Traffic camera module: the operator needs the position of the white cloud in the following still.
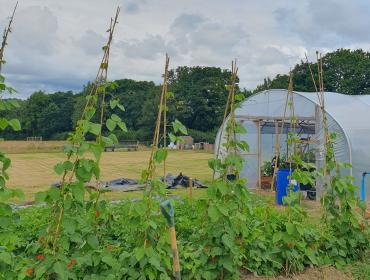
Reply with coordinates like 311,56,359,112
0,0,369,98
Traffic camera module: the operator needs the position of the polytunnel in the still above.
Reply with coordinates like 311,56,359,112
215,89,370,199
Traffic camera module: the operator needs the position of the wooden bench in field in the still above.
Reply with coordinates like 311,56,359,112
104,141,139,152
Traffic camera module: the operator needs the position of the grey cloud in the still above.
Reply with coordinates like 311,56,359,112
274,0,370,46
123,0,147,14
254,47,295,66
191,22,247,54
11,6,58,54
168,13,249,64
309,0,370,41
121,35,167,59
121,12,249,67
170,13,205,34
74,29,106,55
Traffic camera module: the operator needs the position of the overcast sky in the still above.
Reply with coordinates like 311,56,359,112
0,0,369,98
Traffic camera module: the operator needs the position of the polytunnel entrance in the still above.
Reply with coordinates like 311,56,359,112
236,116,317,191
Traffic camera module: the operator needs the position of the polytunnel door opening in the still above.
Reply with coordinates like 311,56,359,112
237,117,317,192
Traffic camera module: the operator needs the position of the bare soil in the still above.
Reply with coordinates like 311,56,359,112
241,266,353,280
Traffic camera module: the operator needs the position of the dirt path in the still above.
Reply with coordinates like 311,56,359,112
241,267,352,280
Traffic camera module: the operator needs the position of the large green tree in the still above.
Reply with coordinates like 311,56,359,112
255,49,370,95
167,66,237,132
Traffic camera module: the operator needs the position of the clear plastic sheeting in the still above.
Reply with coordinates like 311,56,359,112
215,89,370,199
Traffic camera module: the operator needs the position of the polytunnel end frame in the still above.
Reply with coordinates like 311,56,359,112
216,89,356,196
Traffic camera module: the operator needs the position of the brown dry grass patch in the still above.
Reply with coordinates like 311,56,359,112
0,140,66,154
7,149,212,200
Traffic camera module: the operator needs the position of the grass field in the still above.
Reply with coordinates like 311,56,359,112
7,149,212,201
0,140,66,154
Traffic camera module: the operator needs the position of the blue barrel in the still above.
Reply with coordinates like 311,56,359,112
276,169,298,205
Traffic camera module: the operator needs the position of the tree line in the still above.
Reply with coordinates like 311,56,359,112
1,49,369,143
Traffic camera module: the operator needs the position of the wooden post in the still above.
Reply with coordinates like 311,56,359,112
189,178,193,201
160,200,181,280
169,226,181,279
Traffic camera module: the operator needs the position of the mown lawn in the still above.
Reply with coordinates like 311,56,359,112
7,150,212,201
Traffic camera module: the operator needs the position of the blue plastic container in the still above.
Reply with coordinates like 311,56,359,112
276,169,298,205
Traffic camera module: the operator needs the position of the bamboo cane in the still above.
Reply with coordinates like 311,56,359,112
0,2,18,74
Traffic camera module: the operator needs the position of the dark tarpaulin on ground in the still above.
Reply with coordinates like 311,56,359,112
52,173,206,192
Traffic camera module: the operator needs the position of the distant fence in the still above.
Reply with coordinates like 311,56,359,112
104,140,140,152
194,142,214,152
27,136,42,142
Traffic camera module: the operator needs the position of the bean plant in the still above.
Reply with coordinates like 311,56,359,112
0,4,23,277
120,54,189,278
7,8,131,279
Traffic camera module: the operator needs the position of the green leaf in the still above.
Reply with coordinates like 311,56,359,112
62,161,74,171
208,204,219,222
222,233,234,250
168,132,177,143
221,256,234,272
87,234,99,249
153,149,167,163
1,157,11,171
110,99,118,109
54,163,64,175
102,136,114,146
53,262,67,279
72,184,85,203
134,247,145,261
237,140,249,152
172,119,187,135
0,118,8,130
272,232,282,243
85,107,96,121
0,252,12,265
166,91,174,99
8,119,21,131
285,222,295,235
0,176,6,189
90,143,103,161
106,118,116,131
89,122,101,136
63,217,76,234
49,187,60,201
102,254,117,267
108,133,119,144
117,103,125,111
235,93,245,102
149,255,161,269
117,121,127,132
111,114,121,122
